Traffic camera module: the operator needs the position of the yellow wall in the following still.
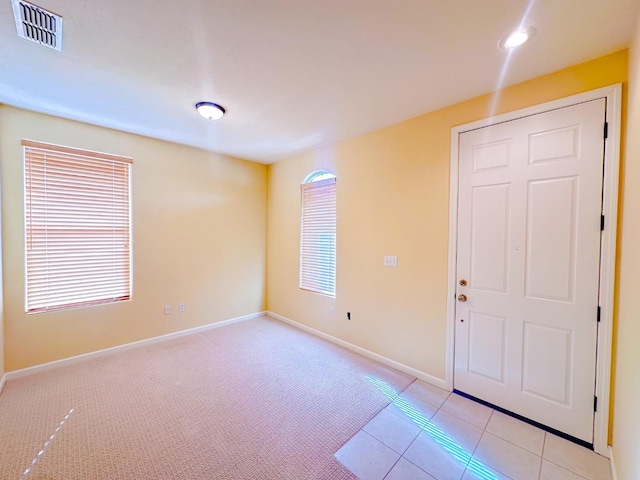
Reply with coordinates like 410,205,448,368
267,50,628,382
0,158,3,379
611,14,640,478
0,106,267,371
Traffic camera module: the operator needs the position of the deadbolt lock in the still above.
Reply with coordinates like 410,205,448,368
459,279,467,286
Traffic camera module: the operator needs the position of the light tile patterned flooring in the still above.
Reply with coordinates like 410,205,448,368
335,380,611,480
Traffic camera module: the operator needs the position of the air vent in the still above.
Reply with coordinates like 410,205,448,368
11,0,63,51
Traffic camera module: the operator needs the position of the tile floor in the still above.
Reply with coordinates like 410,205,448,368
335,380,611,480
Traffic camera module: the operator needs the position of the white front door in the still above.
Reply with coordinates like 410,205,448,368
454,98,606,443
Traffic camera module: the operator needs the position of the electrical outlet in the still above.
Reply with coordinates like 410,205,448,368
178,303,185,313
384,255,398,267
164,305,171,315
329,307,335,317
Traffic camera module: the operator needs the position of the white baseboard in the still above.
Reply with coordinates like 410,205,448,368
267,311,448,391
2,310,448,394
4,311,266,382
609,446,618,480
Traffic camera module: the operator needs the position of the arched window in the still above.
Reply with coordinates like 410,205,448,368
300,170,336,297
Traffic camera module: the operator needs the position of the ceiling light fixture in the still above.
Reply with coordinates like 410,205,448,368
499,27,536,49
195,102,225,120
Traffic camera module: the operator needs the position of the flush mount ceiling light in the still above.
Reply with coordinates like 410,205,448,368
499,27,536,49
195,102,225,120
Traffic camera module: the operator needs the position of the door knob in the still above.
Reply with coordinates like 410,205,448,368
457,294,467,302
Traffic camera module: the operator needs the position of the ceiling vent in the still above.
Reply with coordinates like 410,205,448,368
11,0,63,51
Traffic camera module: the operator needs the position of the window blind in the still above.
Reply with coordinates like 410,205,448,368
23,140,132,313
300,177,336,296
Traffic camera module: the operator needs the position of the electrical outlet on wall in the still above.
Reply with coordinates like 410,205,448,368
164,305,171,315
329,307,335,317
178,303,185,313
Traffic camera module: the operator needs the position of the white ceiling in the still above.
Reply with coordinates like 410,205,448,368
1,0,638,163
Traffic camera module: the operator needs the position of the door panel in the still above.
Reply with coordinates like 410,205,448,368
525,176,578,301
470,184,510,293
522,322,572,405
468,311,507,383
473,140,511,171
528,125,579,165
454,98,605,443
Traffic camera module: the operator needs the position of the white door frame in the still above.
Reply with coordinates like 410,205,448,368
445,84,622,456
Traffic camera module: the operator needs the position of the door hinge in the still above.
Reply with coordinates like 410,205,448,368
604,122,608,139
601,215,605,231
597,306,601,322
594,396,598,412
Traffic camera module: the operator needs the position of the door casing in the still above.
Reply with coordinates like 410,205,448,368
445,84,622,456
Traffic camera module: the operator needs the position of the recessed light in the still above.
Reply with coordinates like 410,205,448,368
195,102,225,120
499,27,536,49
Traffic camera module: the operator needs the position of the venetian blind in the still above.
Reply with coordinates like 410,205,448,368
300,177,336,296
24,140,132,313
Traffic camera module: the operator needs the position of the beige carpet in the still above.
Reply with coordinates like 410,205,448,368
0,316,414,479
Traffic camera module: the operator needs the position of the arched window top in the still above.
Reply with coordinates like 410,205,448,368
302,170,336,183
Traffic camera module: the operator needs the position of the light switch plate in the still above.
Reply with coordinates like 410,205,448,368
384,256,398,267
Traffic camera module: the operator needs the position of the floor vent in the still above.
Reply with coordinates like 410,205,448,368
11,0,63,51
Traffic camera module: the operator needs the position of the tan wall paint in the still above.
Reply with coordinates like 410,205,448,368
0,106,267,371
0,143,3,379
611,14,640,478
267,51,627,382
